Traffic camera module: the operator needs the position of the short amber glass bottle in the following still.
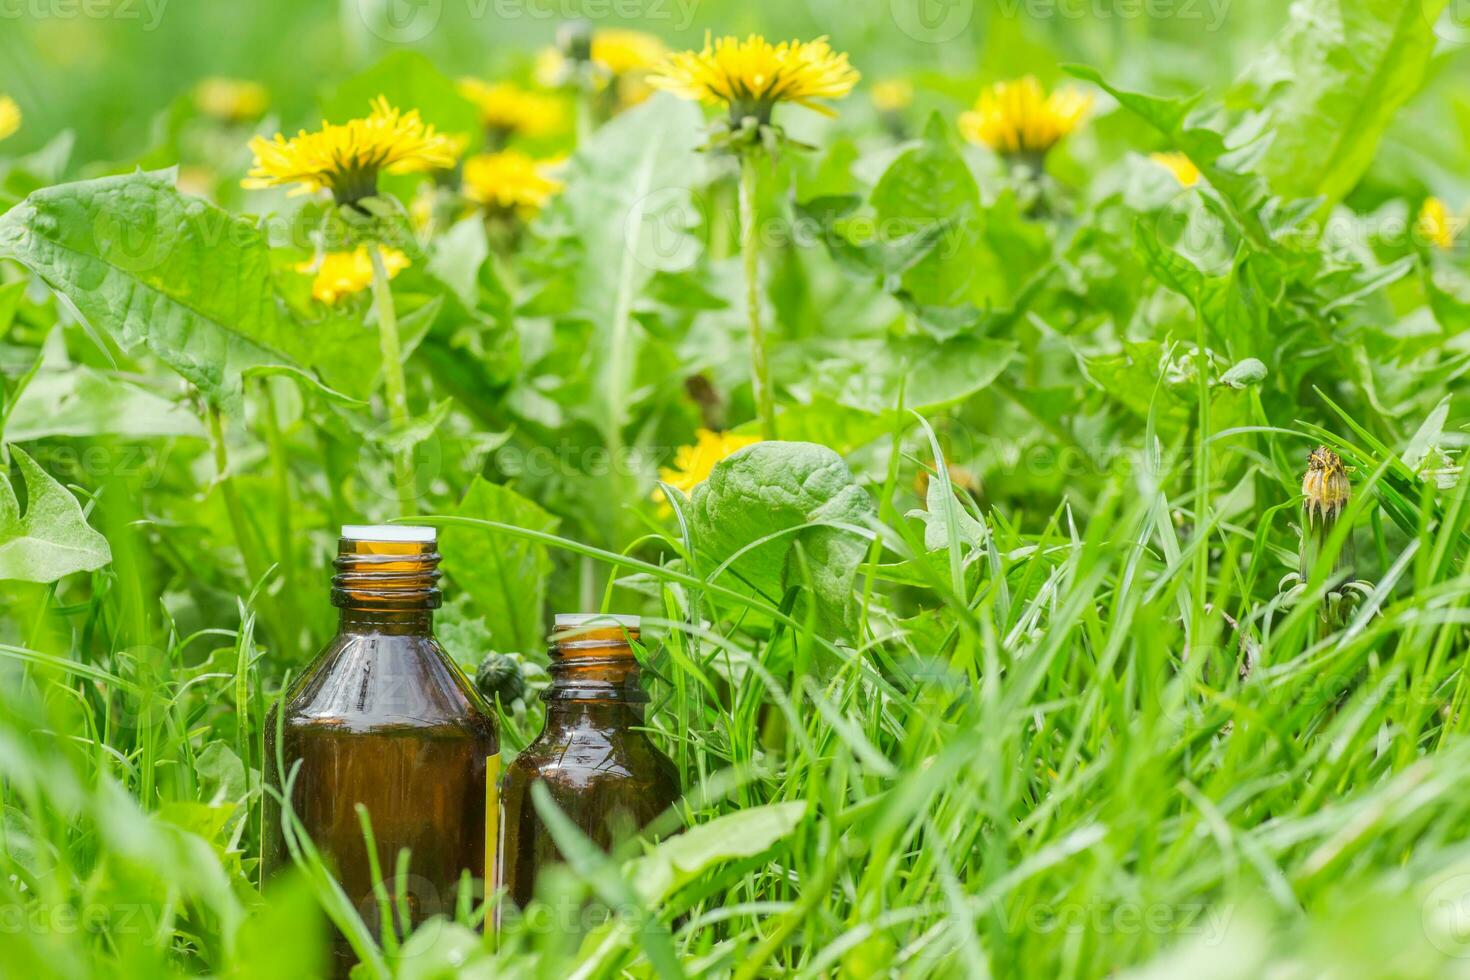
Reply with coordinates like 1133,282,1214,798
499,614,680,909
264,526,498,973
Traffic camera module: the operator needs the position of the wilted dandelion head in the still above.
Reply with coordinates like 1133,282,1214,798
959,77,1092,157
462,151,564,214
1150,151,1200,188
1302,446,1351,528
1418,197,1458,250
650,34,859,125
194,77,268,123
654,429,762,513
243,97,459,205
296,246,409,304
457,79,565,139
0,96,21,143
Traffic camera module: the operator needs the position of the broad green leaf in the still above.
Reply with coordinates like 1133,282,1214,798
868,115,989,307
805,334,1017,415
194,741,248,805
1084,341,1191,430
428,216,490,308
690,441,876,641
0,280,25,337
228,871,326,980
630,801,806,904
0,446,111,582
441,477,559,654
1240,0,1447,209
529,94,705,433
0,171,376,411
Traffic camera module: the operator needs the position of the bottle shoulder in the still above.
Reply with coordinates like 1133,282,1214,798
283,631,496,736
508,713,678,786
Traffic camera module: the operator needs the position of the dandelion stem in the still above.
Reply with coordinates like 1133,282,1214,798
207,403,270,596
576,81,595,145
258,380,301,639
739,152,777,439
369,242,417,516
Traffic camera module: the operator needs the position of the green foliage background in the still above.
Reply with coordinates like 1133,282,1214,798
5,0,1470,976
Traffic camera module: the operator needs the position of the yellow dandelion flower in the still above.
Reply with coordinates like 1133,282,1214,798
1418,197,1459,250
655,429,762,512
297,246,410,305
650,33,860,122
462,151,564,213
194,77,268,122
1150,151,1200,188
592,28,669,77
457,79,564,139
0,96,21,143
959,76,1092,157
244,97,459,204
1302,446,1351,529
871,79,913,113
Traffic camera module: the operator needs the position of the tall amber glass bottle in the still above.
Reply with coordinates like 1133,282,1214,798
499,614,680,909
264,526,498,973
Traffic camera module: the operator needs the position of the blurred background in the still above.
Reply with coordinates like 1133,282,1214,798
0,0,1354,163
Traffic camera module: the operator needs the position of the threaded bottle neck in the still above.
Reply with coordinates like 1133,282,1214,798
331,529,441,614
544,618,646,703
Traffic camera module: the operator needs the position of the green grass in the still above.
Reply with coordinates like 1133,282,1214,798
4,1,1470,977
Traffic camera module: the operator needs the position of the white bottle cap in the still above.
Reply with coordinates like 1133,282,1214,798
554,613,641,628
340,524,437,543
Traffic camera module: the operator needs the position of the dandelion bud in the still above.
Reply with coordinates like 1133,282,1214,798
1300,445,1353,586
1302,446,1351,530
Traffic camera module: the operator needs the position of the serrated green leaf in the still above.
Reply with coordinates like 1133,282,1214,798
1241,0,1446,209
441,478,559,654
0,171,382,411
907,475,988,554
1066,66,1272,250
0,446,110,582
869,124,984,306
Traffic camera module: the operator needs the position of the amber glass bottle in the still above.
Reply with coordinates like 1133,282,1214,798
499,614,680,909
264,526,498,973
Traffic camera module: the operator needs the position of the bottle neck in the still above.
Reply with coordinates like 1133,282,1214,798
330,536,441,635
544,624,647,704
337,607,434,636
